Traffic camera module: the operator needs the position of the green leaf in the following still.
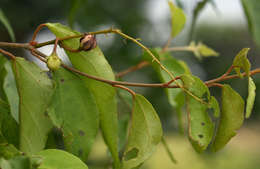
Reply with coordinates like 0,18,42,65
212,85,244,152
12,57,54,155
241,0,260,47
209,96,220,118
36,149,89,169
246,77,256,118
161,137,177,164
0,9,15,42
46,23,120,168
189,42,219,60
122,94,163,169
168,1,186,38
7,156,31,169
232,48,251,78
181,74,214,152
0,54,19,122
0,158,12,169
48,68,99,160
0,132,20,159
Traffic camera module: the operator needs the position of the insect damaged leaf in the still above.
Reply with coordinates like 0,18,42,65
181,74,215,152
48,68,99,160
122,94,163,169
46,23,120,169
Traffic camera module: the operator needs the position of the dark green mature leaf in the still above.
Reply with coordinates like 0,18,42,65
36,149,89,169
212,85,244,152
122,94,163,169
7,156,31,169
0,132,20,159
12,57,54,155
0,55,19,122
246,77,256,118
232,48,251,78
181,74,215,152
48,68,99,160
241,0,260,47
0,9,15,42
46,23,120,168
168,1,186,38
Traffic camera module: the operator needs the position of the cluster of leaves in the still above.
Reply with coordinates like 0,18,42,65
0,1,258,169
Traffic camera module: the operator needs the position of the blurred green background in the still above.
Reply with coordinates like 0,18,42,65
0,0,259,168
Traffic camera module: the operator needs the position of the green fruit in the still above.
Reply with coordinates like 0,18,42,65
47,52,61,70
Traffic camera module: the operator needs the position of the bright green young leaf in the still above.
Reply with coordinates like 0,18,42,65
12,57,54,155
241,0,260,47
122,94,163,169
232,48,251,78
212,85,244,152
0,9,15,42
48,68,99,160
0,54,19,122
46,23,120,169
36,149,89,169
181,74,214,152
189,42,219,60
246,77,256,118
168,1,186,38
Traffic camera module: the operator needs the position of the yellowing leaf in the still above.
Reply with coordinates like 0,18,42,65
246,77,256,118
232,48,251,78
168,1,186,38
212,85,244,152
122,94,163,169
12,58,54,154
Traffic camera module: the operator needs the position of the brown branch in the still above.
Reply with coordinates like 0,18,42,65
0,48,16,60
116,61,149,78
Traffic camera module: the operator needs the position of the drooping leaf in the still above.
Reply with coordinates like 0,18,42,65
122,94,163,169
246,77,256,118
241,0,260,47
232,48,251,78
143,48,189,133
168,1,186,38
46,23,120,169
47,68,99,160
212,85,244,152
181,74,214,152
0,54,19,122
12,57,54,155
36,149,89,169
0,9,15,42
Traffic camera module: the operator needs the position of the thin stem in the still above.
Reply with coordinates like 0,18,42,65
113,85,136,98
161,37,173,53
31,24,47,44
116,61,149,78
0,48,16,60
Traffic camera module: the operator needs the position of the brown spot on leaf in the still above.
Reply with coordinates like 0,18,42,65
201,122,205,126
79,130,85,136
60,78,64,82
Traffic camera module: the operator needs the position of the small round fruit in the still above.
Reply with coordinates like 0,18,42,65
47,52,61,71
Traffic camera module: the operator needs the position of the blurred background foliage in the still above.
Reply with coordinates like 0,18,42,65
0,0,260,169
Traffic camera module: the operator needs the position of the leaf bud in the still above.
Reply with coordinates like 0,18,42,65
79,33,97,51
47,52,61,71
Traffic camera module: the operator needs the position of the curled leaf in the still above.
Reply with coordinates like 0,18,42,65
246,77,256,118
232,48,251,78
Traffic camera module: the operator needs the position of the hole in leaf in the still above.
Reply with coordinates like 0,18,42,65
60,78,65,82
78,130,85,136
124,148,139,161
198,134,204,138
201,122,205,126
